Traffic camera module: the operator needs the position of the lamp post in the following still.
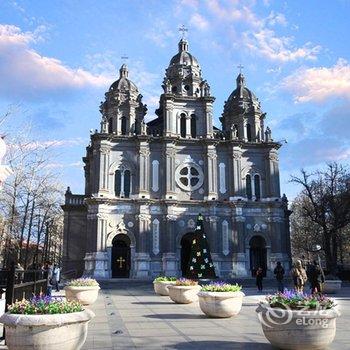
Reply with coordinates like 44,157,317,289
307,244,325,282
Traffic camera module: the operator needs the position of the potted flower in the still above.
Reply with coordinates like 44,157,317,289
256,290,340,350
64,278,100,306
198,282,244,318
153,276,177,296
168,278,201,304
0,295,94,350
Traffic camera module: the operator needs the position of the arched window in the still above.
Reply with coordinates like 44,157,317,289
246,123,252,142
108,118,113,134
115,168,131,198
246,174,252,200
121,117,127,135
254,174,261,200
190,114,196,138
124,170,131,198
180,113,186,138
115,170,121,196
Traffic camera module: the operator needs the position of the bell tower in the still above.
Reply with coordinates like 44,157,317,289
100,64,147,136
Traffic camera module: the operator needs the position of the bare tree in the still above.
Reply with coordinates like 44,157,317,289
290,163,350,274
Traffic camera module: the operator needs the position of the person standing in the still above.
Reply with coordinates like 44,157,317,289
256,267,264,292
291,260,307,293
308,260,324,294
45,262,53,296
52,264,61,292
274,261,285,293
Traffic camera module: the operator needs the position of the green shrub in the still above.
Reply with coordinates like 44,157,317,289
201,282,242,292
66,278,99,287
153,276,177,282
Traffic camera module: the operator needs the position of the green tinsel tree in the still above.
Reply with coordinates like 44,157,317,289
186,213,216,279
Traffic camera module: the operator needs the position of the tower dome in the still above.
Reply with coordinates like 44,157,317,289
108,64,138,95
223,73,261,116
221,71,265,142
163,39,204,97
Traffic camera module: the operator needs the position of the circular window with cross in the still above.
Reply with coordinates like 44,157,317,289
175,163,204,191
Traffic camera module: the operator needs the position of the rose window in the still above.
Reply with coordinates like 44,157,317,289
175,163,204,191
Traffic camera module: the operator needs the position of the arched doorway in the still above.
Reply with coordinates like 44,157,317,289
180,232,196,277
112,234,131,278
249,236,267,277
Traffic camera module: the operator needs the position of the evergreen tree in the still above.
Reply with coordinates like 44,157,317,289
186,213,216,279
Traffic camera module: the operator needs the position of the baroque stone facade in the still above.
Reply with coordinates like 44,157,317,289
62,38,291,279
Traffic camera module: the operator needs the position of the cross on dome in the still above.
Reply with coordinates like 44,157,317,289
179,24,188,39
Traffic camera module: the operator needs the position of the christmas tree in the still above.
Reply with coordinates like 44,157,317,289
186,213,216,279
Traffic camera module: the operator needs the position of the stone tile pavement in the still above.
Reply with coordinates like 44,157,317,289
81,281,350,350
0,281,349,349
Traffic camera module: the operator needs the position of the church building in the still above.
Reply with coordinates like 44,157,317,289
62,38,291,279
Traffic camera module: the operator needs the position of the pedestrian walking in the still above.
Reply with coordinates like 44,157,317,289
274,261,285,293
52,264,61,292
291,260,307,293
308,260,324,294
256,267,264,292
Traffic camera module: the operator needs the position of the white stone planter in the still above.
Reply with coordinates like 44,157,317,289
256,302,340,350
323,280,342,294
168,285,201,304
0,309,95,350
153,281,176,296
64,285,100,305
198,291,245,318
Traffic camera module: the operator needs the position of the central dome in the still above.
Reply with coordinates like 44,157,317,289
109,64,138,94
169,39,200,67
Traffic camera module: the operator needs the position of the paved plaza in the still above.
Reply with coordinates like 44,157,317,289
78,281,350,350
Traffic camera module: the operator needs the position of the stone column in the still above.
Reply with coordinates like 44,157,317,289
165,144,177,199
139,143,150,199
135,213,151,277
232,214,247,276
83,212,109,279
205,99,214,138
208,216,218,253
162,214,177,276
231,147,243,200
207,145,218,200
186,115,191,138
98,144,110,195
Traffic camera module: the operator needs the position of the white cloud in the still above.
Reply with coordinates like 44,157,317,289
0,24,111,98
265,11,288,27
282,58,350,102
243,29,321,62
190,13,209,30
202,1,321,63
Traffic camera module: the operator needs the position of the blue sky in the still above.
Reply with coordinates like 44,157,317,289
0,0,349,200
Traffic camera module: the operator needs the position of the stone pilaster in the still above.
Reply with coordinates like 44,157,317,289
206,145,218,200
98,144,111,195
165,144,177,199
162,214,177,276
230,147,244,200
138,143,150,198
231,214,247,276
135,212,151,277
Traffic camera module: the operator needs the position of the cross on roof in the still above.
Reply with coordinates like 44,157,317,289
237,64,244,74
179,24,188,39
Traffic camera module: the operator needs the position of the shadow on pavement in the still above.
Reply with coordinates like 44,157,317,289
145,313,207,320
170,340,275,349
132,301,175,305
